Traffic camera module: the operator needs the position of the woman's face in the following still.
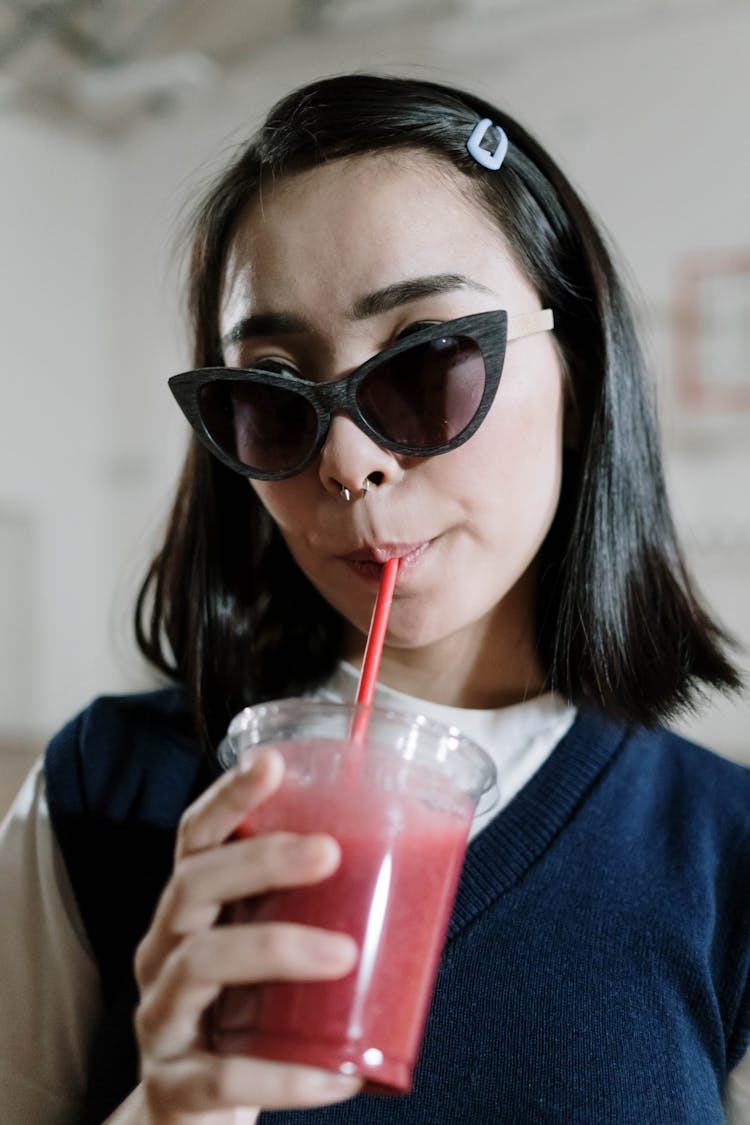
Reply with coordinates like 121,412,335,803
220,152,566,700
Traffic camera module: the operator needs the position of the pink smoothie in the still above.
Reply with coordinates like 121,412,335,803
209,737,473,1092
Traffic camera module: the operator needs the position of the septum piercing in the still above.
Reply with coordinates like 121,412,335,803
339,477,371,502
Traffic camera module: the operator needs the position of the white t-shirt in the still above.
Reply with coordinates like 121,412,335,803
0,670,748,1122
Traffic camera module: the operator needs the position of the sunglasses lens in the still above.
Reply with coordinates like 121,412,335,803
199,380,317,474
356,334,487,450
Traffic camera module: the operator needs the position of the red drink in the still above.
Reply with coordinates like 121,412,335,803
210,736,475,1093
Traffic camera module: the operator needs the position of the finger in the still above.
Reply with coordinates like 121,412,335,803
164,832,341,934
138,924,358,1059
143,1050,361,1118
136,832,343,987
176,749,285,860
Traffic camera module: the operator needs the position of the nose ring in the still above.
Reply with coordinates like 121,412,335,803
339,477,375,502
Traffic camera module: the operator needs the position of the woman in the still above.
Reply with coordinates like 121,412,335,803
2,74,747,1124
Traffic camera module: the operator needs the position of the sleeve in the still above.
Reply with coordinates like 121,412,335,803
0,758,102,1124
726,1049,750,1124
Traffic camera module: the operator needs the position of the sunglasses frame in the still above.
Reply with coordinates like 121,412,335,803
168,308,553,481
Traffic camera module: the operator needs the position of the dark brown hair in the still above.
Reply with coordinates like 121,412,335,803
136,73,740,750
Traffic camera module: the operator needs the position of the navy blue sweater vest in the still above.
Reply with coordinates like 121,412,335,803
45,689,750,1124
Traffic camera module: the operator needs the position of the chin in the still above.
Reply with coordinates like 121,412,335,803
382,611,455,652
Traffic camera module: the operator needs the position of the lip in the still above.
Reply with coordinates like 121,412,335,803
340,542,428,564
338,540,433,580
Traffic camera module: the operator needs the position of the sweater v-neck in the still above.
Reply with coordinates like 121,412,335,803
449,708,628,939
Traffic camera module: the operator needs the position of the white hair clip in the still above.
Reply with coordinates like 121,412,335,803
466,118,509,171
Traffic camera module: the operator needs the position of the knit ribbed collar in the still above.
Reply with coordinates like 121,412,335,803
448,708,628,939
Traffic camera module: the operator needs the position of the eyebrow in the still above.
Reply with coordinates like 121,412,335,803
350,273,492,319
221,311,307,347
221,273,492,347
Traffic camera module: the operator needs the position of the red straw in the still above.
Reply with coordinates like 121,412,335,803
351,557,400,744
356,557,400,705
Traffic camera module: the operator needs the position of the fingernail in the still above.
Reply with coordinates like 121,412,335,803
236,749,257,774
308,930,358,965
309,1067,360,1091
285,834,339,863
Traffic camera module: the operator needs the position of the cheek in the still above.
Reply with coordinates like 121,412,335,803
451,367,566,514
249,478,310,532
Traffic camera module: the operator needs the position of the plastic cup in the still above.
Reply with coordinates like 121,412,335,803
208,698,496,1095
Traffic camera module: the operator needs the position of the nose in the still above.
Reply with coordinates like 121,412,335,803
318,412,404,501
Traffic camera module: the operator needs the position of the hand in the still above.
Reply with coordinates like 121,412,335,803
131,749,361,1123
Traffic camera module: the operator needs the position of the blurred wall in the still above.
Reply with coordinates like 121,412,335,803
0,121,112,714
1,2,748,811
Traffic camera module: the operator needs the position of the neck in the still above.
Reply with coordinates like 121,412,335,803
380,630,544,710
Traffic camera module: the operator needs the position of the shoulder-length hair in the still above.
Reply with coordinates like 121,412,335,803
136,73,740,750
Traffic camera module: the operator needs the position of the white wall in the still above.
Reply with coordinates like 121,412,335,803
2,2,749,756
0,115,118,733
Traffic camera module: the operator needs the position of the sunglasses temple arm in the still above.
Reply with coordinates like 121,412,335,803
507,308,554,340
